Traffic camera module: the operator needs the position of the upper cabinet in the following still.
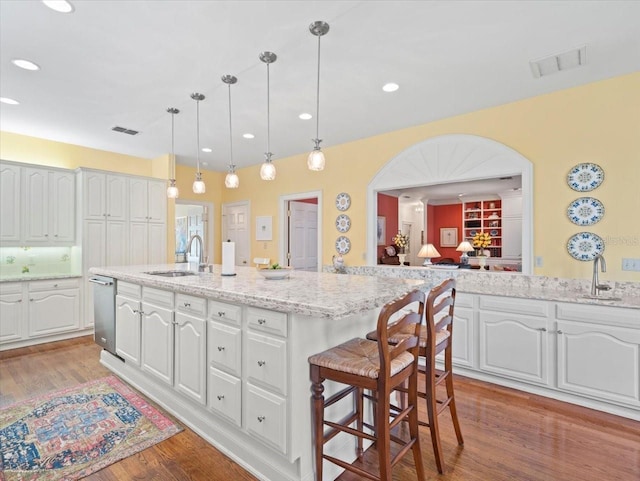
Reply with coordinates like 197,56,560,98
82,171,127,221
0,162,75,246
129,178,167,223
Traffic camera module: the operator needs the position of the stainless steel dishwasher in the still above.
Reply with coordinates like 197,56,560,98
89,275,117,355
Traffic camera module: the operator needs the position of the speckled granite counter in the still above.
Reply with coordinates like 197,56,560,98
329,265,640,310
0,273,82,283
89,264,428,319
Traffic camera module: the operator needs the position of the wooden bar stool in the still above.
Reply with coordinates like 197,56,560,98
367,278,464,474
308,289,426,481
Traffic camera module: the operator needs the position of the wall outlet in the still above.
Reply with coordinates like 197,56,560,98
622,258,640,271
535,256,543,267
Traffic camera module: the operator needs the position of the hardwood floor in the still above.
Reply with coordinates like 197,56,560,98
1,336,639,481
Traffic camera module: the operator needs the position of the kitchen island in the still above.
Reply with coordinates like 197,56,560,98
89,263,429,481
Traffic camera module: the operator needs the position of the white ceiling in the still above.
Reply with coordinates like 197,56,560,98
1,1,638,172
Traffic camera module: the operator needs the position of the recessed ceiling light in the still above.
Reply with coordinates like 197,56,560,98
382,83,399,92
12,59,40,71
201,147,212,153
0,97,20,105
42,0,75,13
299,113,312,120
243,133,255,139
201,161,208,167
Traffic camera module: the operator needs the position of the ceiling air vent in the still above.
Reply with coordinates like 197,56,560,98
529,45,587,78
111,126,139,135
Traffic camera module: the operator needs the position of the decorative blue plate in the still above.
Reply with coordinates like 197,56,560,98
567,197,605,226
567,163,604,192
335,214,351,233
335,236,351,255
567,232,604,261
489,229,498,236
335,192,351,211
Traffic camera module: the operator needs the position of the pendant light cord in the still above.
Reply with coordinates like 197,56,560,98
315,34,321,140
170,112,175,179
267,62,271,156
228,84,233,167
196,99,201,174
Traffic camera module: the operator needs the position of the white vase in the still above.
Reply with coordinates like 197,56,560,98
398,254,407,266
478,255,487,268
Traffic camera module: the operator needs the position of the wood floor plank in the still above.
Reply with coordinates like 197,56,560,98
1,336,638,481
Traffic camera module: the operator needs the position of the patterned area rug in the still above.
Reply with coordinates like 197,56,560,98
0,376,182,481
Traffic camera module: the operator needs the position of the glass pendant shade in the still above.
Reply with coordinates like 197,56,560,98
307,149,325,171
260,161,276,181
225,171,239,188
166,179,179,199
193,172,206,194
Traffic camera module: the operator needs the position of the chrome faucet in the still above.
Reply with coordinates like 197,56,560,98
591,254,611,297
186,234,208,272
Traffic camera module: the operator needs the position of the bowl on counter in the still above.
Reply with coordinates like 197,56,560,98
257,267,293,280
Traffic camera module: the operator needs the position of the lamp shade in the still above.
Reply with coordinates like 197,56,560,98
418,243,441,259
456,241,474,253
307,149,325,171
260,161,276,180
225,172,239,189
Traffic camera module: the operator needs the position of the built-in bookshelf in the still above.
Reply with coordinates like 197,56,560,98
462,199,502,257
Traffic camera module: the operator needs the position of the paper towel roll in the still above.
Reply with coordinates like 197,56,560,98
222,241,236,276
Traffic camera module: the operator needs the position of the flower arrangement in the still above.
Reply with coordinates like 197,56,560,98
472,231,491,254
392,232,410,253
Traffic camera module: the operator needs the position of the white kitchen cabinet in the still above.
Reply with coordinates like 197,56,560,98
208,321,242,377
247,332,287,396
555,303,640,408
174,293,207,405
246,383,287,455
478,296,551,386
208,366,242,426
128,178,167,265
115,294,141,365
82,171,127,222
141,287,174,386
0,163,21,244
0,283,24,343
499,192,522,260
27,279,80,337
23,168,75,245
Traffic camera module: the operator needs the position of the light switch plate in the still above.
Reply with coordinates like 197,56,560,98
621,258,640,271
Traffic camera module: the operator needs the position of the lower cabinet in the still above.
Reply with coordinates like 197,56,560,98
0,283,24,343
208,366,242,426
246,383,287,454
174,311,206,405
141,290,175,386
28,279,80,337
115,293,141,365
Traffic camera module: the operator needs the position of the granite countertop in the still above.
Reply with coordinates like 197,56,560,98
0,273,83,283
89,264,429,320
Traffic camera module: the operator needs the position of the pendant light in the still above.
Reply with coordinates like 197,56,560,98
308,21,330,171
222,74,239,189
259,51,277,181
191,92,206,194
166,107,180,198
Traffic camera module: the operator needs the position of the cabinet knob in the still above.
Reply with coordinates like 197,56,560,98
257,416,266,423
30,298,34,301
107,214,111,217
217,346,225,352
45,234,49,237
258,318,267,325
133,309,139,314
257,360,266,367
218,311,225,317
54,234,58,237
183,302,191,307
217,395,225,401
53,284,58,288
17,299,22,303
557,330,563,334
538,327,547,332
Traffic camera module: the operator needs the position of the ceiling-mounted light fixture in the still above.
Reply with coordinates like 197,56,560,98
259,51,277,181
42,0,75,14
307,20,330,172
222,74,239,189
190,92,206,194
166,107,180,199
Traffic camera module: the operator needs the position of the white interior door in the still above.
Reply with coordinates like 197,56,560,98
289,201,318,271
222,202,250,267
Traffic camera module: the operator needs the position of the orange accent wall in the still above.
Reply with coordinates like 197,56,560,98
428,204,462,261
377,193,398,259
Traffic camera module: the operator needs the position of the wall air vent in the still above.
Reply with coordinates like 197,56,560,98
111,126,139,135
529,45,587,78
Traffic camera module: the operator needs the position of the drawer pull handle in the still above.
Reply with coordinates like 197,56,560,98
538,327,547,332
257,360,266,367
30,298,34,302
17,299,22,303
133,309,139,314
53,284,58,288
258,318,267,325
257,416,266,423
217,395,225,401
557,329,563,334
184,302,191,307
218,311,225,317
217,346,225,352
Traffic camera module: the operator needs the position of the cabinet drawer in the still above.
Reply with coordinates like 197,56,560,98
247,307,287,337
118,281,141,298
208,321,242,376
0,282,22,295
247,332,287,395
29,278,80,292
176,293,207,317
456,292,474,309
479,295,548,318
246,383,287,454
208,300,241,326
142,286,174,308
208,367,241,427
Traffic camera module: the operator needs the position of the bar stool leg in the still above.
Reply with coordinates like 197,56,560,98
426,367,444,474
376,387,392,480
310,365,325,481
409,372,426,479
445,350,464,445
356,387,364,460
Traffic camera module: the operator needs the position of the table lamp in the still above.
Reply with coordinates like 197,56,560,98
456,241,474,265
418,243,441,266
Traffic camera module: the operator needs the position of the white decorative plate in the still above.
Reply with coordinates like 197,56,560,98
567,163,604,192
335,192,351,211
567,197,605,226
335,236,351,254
336,214,351,233
429,265,459,270
567,232,605,261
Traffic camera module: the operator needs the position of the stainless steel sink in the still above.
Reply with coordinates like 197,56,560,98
145,270,196,277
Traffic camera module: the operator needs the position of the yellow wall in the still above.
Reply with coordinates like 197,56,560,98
2,73,639,281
